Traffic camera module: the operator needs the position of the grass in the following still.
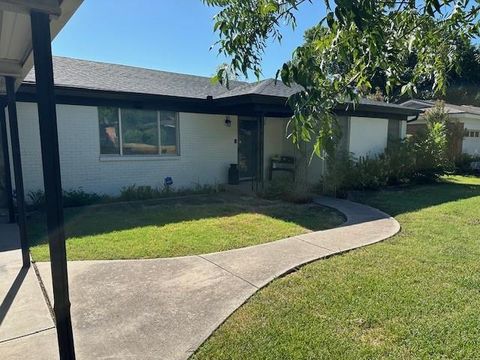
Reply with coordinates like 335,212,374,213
28,194,345,261
192,175,480,360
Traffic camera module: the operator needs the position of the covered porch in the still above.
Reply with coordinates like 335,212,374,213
227,114,324,193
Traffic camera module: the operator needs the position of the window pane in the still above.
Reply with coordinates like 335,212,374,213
121,109,159,155
98,107,120,155
160,111,178,155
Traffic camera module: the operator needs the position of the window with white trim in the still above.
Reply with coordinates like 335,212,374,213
98,107,179,156
465,129,480,138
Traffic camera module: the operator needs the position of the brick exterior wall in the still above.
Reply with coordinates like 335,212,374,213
13,102,239,195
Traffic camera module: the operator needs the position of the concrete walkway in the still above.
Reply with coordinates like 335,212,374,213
0,223,58,360
1,197,400,359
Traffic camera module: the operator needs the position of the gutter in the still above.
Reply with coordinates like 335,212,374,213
407,113,421,123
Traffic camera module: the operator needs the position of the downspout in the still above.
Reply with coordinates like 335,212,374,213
407,113,420,123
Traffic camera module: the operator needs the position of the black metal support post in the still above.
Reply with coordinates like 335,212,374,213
31,11,76,360
5,77,29,267
259,115,265,190
0,103,15,223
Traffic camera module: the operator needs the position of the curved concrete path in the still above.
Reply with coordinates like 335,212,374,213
35,197,400,360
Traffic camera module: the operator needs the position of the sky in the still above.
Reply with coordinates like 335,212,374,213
52,0,327,80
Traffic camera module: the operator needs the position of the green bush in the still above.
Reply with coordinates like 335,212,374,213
119,183,223,201
321,151,394,196
320,102,454,196
413,122,450,181
119,185,162,201
258,178,312,203
26,183,224,210
28,188,107,210
28,190,46,210
411,101,453,181
455,153,480,175
62,189,107,207
384,139,416,184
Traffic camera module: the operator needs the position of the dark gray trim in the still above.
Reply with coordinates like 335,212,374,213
17,83,417,120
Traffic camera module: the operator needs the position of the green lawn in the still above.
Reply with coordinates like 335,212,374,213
193,176,480,359
28,194,345,261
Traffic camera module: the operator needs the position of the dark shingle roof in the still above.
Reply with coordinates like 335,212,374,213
23,57,307,99
23,56,248,99
400,99,480,116
22,56,419,115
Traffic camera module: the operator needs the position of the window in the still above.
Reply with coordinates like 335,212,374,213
98,107,120,155
121,109,159,155
160,111,178,155
465,130,480,138
98,107,179,156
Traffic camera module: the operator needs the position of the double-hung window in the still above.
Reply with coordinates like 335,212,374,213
98,107,179,156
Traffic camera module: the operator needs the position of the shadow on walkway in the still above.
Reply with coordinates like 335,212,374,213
0,267,28,326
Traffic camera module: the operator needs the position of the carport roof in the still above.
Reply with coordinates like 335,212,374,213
0,0,83,93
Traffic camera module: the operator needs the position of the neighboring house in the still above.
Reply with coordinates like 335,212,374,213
5,57,419,196
402,99,480,156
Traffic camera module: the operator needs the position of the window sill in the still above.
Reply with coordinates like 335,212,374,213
99,155,181,162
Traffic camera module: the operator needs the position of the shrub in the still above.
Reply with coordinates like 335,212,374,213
455,153,480,175
320,127,453,197
62,189,106,207
119,185,161,201
258,178,312,203
27,188,107,210
28,190,46,210
412,101,453,181
319,102,456,196
321,151,393,197
119,183,224,202
27,183,224,211
383,139,416,184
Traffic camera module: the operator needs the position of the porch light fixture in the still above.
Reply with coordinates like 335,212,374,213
225,116,232,127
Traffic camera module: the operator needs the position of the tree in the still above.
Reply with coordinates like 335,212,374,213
369,39,480,104
203,0,479,156
443,41,480,105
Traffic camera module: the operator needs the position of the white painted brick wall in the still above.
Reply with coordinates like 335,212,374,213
263,117,288,178
349,116,389,157
12,103,393,196
15,102,238,195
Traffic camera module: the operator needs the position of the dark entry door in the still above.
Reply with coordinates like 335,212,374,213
238,117,260,180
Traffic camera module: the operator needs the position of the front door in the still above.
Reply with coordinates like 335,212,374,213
238,117,260,180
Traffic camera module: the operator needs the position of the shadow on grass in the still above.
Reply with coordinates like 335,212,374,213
26,193,346,249
351,177,480,217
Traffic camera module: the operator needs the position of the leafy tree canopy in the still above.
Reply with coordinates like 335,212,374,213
203,0,480,156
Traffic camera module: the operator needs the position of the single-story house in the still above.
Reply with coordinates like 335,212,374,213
402,99,480,156
1,57,420,198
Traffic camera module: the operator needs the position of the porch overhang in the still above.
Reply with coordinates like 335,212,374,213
17,83,421,120
0,0,82,91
